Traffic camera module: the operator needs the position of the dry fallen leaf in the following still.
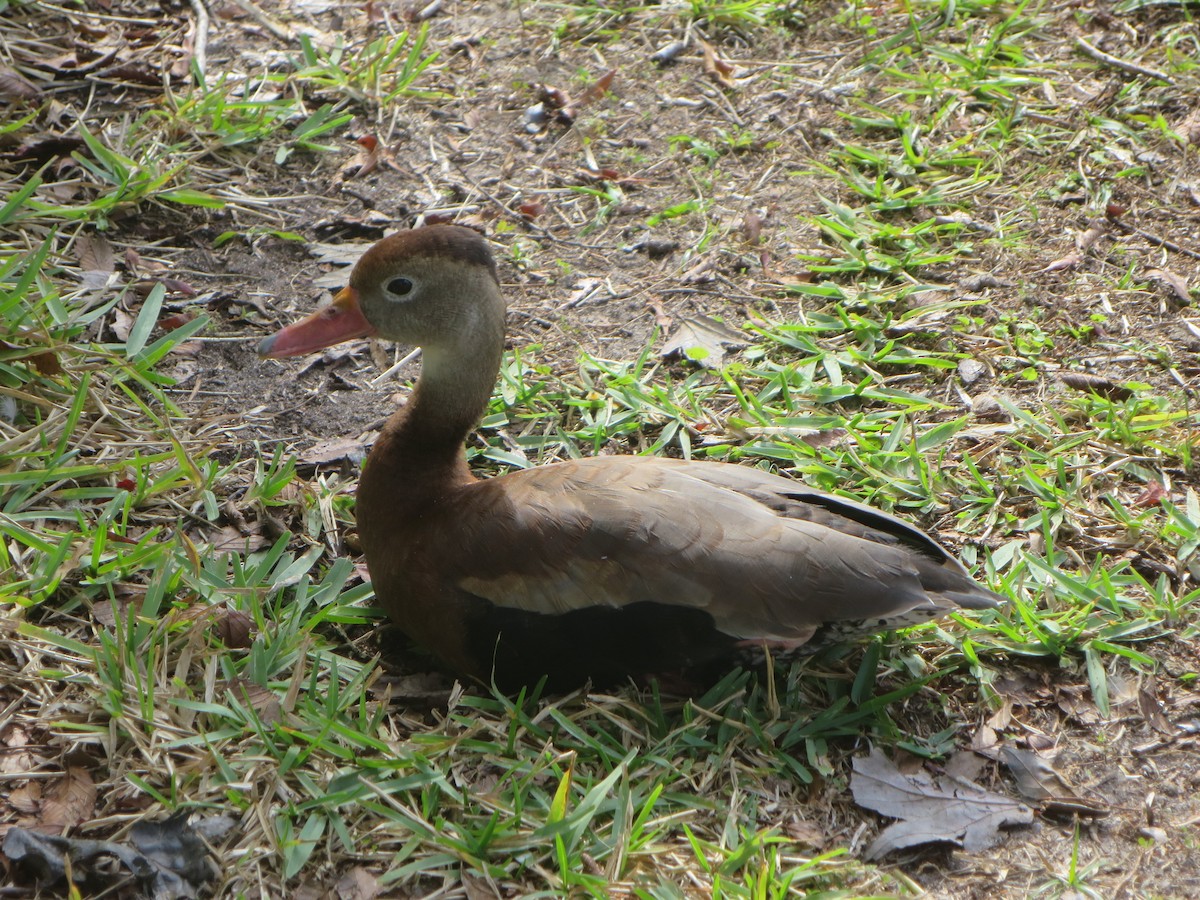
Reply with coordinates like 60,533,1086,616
1060,372,1133,401
1000,747,1110,819
580,68,616,105
300,436,369,466
661,315,748,368
1044,250,1083,272
335,865,382,900
1146,267,1191,304
0,724,35,777
742,211,764,245
958,358,988,385
851,748,1033,859
40,764,97,831
226,679,283,725
1132,481,1167,508
699,39,736,89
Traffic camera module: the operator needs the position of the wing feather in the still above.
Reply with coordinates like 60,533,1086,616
448,456,1000,644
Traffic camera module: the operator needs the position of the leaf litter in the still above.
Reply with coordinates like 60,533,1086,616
851,748,1034,859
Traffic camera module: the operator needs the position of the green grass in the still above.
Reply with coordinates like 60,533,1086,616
1,0,1197,896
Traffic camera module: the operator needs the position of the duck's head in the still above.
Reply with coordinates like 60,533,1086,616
258,225,502,359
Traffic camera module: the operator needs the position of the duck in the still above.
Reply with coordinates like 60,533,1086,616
259,225,1003,691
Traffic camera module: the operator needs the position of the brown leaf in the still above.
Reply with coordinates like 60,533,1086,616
1000,747,1110,819
0,338,63,376
851,749,1033,859
462,872,501,900
162,278,198,297
76,233,115,290
661,315,747,368
226,679,283,725
1132,481,1167,508
215,609,254,648
9,781,41,817
159,312,194,332
1138,677,1174,735
580,68,616,105
741,212,764,245
208,524,270,554
40,765,97,831
1060,372,1133,401
0,65,39,101
518,201,545,221
1146,267,1191,304
0,724,35,777
699,40,736,89
1044,250,1083,272
300,436,368,466
335,866,382,900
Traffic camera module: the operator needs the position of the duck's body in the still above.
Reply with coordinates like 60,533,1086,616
260,225,1001,691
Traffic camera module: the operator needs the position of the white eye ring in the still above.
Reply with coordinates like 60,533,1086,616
385,276,414,298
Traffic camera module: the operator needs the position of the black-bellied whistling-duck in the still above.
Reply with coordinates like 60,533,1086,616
259,225,1002,691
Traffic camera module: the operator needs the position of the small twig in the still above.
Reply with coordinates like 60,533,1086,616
1110,216,1200,261
371,347,421,385
188,0,209,79
1075,37,1173,85
225,0,296,43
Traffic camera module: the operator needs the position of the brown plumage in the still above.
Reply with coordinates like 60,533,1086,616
259,225,1003,690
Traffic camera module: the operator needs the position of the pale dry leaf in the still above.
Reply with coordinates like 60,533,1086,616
1077,220,1107,251
958,358,988,385
39,765,97,831
999,747,1110,818
580,68,616,105
335,865,382,900
1146,267,1191,303
9,781,42,816
1137,677,1174,735
0,725,35,776
944,750,987,783
661,315,747,368
462,872,502,900
110,307,134,342
1177,107,1200,144
1044,250,1083,272
999,746,1074,804
77,233,115,290
1060,372,1133,401
307,241,372,267
851,748,1032,859
699,39,736,89
0,65,39,100
300,436,368,466
209,524,270,554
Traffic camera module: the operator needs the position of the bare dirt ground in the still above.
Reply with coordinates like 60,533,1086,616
3,0,1200,896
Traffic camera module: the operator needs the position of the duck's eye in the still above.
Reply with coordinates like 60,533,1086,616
386,277,413,297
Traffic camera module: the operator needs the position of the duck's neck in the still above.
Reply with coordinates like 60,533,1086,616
367,335,504,490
